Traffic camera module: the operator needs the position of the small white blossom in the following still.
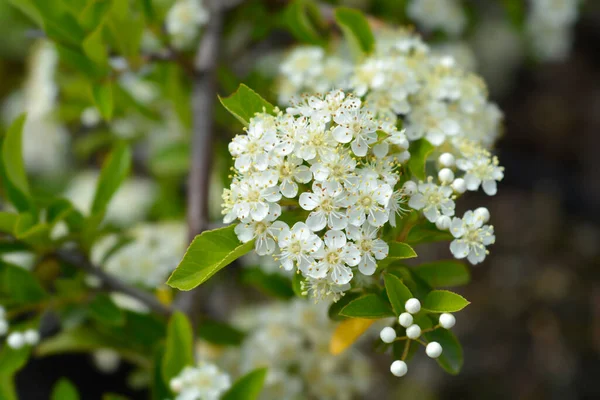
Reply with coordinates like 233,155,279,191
277,222,323,273
299,183,348,231
408,180,455,223
449,211,496,264
346,224,389,276
309,230,360,285
170,362,231,400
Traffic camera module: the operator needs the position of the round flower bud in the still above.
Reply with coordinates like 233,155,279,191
398,312,413,328
451,178,467,194
170,378,183,392
438,153,455,168
24,329,40,345
405,298,421,314
0,319,8,336
435,215,451,230
380,327,397,344
402,181,418,196
438,168,455,184
439,313,456,329
406,324,421,339
7,332,25,349
426,342,443,358
390,360,408,377
474,207,490,223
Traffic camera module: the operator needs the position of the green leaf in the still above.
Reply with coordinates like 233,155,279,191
221,368,267,400
414,260,470,288
51,379,80,400
501,0,526,30
0,346,31,400
0,212,18,234
340,293,394,319
407,139,435,181
1,115,33,212
83,27,108,67
377,242,417,269
383,273,412,315
89,81,114,121
422,290,470,313
91,142,132,216
241,268,294,299
55,44,105,78
0,261,47,303
292,272,306,298
78,0,113,31
167,225,254,291
284,0,326,45
328,292,361,321
387,266,431,299
162,312,194,384
218,84,275,126
334,7,375,60
88,293,125,326
151,346,171,400
424,328,463,375
405,223,453,245
197,320,245,346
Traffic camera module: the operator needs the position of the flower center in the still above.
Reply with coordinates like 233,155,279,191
289,241,302,255
320,198,334,212
326,250,341,265
360,239,373,252
247,189,261,202
359,195,373,208
255,222,267,235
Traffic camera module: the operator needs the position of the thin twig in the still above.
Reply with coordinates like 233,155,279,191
56,249,172,317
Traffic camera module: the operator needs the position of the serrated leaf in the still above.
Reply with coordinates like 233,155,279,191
51,379,80,400
424,328,463,375
384,273,412,315
167,225,254,291
408,139,435,181
340,293,394,319
284,0,326,45
218,84,275,126
1,115,33,212
422,290,470,313
89,293,125,326
377,242,417,269
329,318,374,355
89,81,113,121
221,368,267,400
162,312,194,384
414,260,470,287
334,7,374,60
91,142,131,216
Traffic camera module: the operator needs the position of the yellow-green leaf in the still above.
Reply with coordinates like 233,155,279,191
422,290,470,313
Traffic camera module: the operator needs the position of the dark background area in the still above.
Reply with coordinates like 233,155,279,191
8,2,600,400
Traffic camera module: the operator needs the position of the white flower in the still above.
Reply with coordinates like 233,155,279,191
230,171,281,222
457,154,504,196
170,362,231,400
346,225,388,276
386,190,408,228
332,99,378,156
449,210,496,264
229,118,278,172
280,47,325,87
405,101,460,146
294,119,337,161
309,151,358,194
345,178,393,227
166,0,209,49
277,222,323,273
408,180,455,222
407,0,466,36
308,230,360,285
299,183,348,231
273,156,312,198
235,204,286,255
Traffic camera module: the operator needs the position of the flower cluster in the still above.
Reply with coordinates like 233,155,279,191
379,298,457,377
165,0,209,49
169,362,231,400
92,222,187,288
526,0,580,61
219,300,371,400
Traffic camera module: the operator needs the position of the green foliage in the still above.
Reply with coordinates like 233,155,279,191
383,273,412,315
388,266,431,299
0,346,31,400
221,367,268,400
218,84,275,126
197,320,246,347
422,290,470,313
501,0,526,30
408,139,435,181
88,293,126,326
241,268,295,299
424,327,463,375
1,115,33,212
328,292,361,321
0,261,47,304
334,7,375,60
167,225,254,291
340,293,395,319
405,223,454,245
0,212,18,234
413,260,471,288
91,142,132,216
162,312,194,384
292,271,307,298
89,81,114,121
284,0,327,45
377,242,417,269
51,379,80,400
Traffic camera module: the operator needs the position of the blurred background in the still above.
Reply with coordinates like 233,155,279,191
1,0,599,399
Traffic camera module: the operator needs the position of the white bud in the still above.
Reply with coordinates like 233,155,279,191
435,215,451,230
426,342,443,358
438,168,455,184
398,312,413,328
402,181,418,196
380,327,397,344
438,153,455,168
7,332,25,349
405,298,421,314
406,324,421,339
390,360,408,377
474,207,490,223
23,329,39,345
451,178,467,194
0,319,8,336
439,313,456,329
170,378,183,393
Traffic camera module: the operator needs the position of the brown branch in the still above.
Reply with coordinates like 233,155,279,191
56,249,172,317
